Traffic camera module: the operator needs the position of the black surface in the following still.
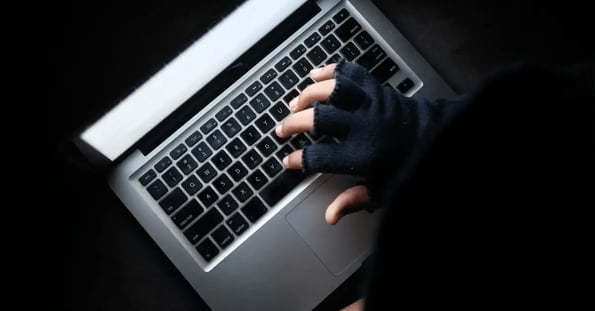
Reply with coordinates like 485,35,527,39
34,0,593,310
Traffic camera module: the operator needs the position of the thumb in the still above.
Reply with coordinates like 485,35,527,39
326,185,369,225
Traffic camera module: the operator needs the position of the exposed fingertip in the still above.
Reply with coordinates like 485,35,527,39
310,67,322,79
282,156,289,167
289,97,298,111
275,124,283,137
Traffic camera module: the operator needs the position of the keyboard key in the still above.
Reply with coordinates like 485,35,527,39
181,175,202,195
250,93,272,113
241,197,268,223
185,131,202,147
260,68,277,85
275,56,292,72
304,32,321,48
213,173,233,194
230,93,248,109
212,225,234,249
270,102,290,121
170,144,188,160
318,20,336,36
176,154,198,175
357,44,387,70
241,150,263,169
283,89,300,104
240,125,261,145
340,42,360,61
227,162,248,182
200,118,218,134
245,81,262,97
260,170,308,206
225,138,247,158
256,137,278,157
276,144,294,160
290,44,307,60
196,238,219,262
212,150,232,170
163,167,183,187
147,179,168,200
215,106,233,122
262,158,283,177
221,117,242,138
235,106,257,125
354,30,374,50
255,113,275,133
328,53,342,64
159,188,187,215
320,34,341,54
185,208,223,244
217,195,239,215
264,81,285,102
226,213,249,236
370,58,400,84
198,186,219,207
171,199,204,230
306,46,327,66
206,129,227,150
333,8,349,23
297,78,315,91
335,17,361,42
247,169,268,190
290,133,312,149
397,77,414,93
154,156,172,173
278,70,299,89
232,182,254,203
293,57,314,78
139,169,156,186
197,162,217,183
191,142,213,162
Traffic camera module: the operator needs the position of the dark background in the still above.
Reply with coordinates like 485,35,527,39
28,0,592,310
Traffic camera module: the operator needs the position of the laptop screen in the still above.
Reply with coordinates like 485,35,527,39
79,0,306,162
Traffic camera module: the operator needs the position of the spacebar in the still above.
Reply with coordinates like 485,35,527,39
260,170,308,206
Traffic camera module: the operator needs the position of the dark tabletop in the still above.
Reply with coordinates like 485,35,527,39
36,0,592,310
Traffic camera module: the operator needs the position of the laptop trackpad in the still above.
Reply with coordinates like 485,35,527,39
285,175,380,276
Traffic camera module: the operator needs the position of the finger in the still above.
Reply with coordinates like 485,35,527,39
340,299,365,311
313,102,352,138
275,108,314,138
326,185,369,225
310,63,337,82
282,149,303,170
288,79,335,112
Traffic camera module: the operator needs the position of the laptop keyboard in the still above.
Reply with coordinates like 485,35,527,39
138,8,416,263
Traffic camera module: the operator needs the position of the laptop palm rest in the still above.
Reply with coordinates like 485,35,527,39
285,175,381,276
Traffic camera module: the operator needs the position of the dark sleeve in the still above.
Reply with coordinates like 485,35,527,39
362,62,594,309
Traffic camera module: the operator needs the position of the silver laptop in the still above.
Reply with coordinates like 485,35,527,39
74,0,454,309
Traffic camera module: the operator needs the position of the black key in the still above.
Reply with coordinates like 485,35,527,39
206,129,227,150
230,93,248,109
276,144,294,160
304,32,321,48
328,53,342,64
354,30,374,50
262,158,283,177
154,156,172,173
264,81,285,102
290,133,312,149
176,154,198,175
197,162,217,183
397,77,414,94
370,58,400,84
196,238,219,262
159,188,187,215
241,197,268,223
217,195,239,215
235,105,257,125
340,42,360,61
171,199,204,230
225,138,247,158
275,56,292,72
198,186,219,207
227,162,248,182
278,70,299,89
184,208,223,244
260,68,277,85
185,131,202,147
213,174,233,194
333,8,349,23
260,170,308,206
255,114,275,133
215,106,233,122
162,167,183,187
293,57,314,78
191,142,212,162
319,20,336,36
212,150,232,170
170,144,188,160
290,44,307,60
247,169,268,190
250,94,272,113
240,125,261,145
245,81,262,97
306,46,327,66
139,169,156,186
232,182,254,203
147,179,168,200
320,34,341,54
226,213,249,236
221,117,241,138
181,175,202,195
270,102,290,121
297,78,315,91
283,89,300,104
256,137,278,157
271,131,290,144
212,225,234,248
200,118,218,134
357,44,387,70
335,17,361,42
241,150,263,169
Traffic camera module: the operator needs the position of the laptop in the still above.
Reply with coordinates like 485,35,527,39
74,0,455,309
